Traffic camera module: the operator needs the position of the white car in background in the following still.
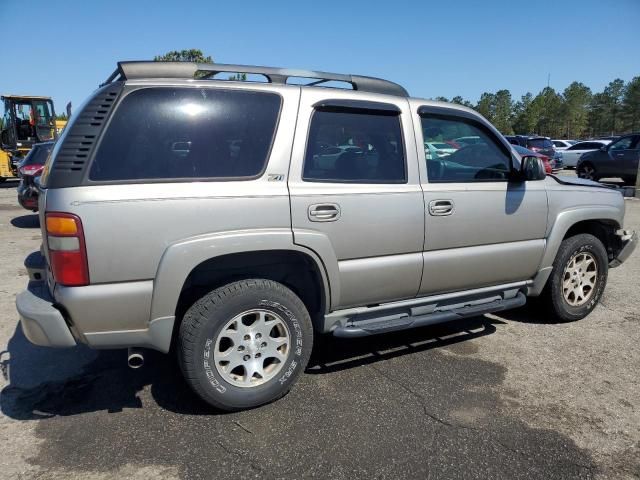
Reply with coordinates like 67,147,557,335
424,142,457,159
559,140,611,168
552,139,577,150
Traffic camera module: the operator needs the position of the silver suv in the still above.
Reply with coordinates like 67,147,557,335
16,62,637,411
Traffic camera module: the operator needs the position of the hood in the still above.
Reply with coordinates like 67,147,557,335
549,174,618,190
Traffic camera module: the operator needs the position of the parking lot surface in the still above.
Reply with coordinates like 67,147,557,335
0,177,638,479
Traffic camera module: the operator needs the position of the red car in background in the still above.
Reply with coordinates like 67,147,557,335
17,141,54,211
513,144,553,174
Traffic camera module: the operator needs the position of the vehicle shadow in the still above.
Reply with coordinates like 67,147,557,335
494,303,571,325
11,214,40,229
0,316,502,420
0,180,19,190
307,316,501,374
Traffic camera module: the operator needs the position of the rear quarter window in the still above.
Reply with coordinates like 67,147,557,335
90,87,281,181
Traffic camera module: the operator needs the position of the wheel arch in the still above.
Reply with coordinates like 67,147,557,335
528,208,623,296
149,229,332,351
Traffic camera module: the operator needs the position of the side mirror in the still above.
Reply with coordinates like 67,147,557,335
519,155,546,181
600,145,607,152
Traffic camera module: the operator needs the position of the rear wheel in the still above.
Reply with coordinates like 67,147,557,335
178,279,313,411
539,234,608,322
577,162,598,181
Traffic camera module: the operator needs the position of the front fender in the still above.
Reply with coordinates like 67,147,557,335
528,205,623,295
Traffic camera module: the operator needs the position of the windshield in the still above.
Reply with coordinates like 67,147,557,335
22,144,53,165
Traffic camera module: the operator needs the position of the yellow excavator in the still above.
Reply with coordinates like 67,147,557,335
0,95,67,182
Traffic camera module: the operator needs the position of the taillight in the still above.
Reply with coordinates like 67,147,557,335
21,165,44,176
45,212,89,286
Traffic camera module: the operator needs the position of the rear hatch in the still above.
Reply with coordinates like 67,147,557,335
526,137,555,158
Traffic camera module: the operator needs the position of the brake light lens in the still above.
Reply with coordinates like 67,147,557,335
20,165,45,176
45,212,89,286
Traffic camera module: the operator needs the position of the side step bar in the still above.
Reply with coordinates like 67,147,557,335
332,291,526,338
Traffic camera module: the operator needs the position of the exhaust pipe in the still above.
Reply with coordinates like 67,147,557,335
127,347,144,369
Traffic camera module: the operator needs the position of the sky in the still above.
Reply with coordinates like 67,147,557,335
1,0,639,112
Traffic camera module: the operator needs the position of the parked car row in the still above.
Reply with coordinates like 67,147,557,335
502,132,638,185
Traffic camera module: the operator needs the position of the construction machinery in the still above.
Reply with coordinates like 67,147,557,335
1,95,65,182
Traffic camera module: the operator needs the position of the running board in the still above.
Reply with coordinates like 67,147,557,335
332,292,526,338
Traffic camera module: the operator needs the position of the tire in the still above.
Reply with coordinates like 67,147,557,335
539,233,608,322
577,162,598,181
178,279,313,411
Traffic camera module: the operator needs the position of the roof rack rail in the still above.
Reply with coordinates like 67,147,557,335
101,61,409,97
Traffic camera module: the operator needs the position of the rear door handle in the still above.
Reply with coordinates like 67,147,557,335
308,203,341,222
428,199,454,216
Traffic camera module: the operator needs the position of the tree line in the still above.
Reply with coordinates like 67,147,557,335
433,77,640,139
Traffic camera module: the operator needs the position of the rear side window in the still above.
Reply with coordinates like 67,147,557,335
303,110,406,183
90,88,281,181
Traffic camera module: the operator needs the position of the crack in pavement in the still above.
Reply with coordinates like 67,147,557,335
367,363,596,476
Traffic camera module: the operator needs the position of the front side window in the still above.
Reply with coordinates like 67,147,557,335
609,137,633,151
421,114,512,182
303,109,406,183
90,88,281,181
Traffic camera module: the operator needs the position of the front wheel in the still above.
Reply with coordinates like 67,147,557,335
577,162,598,181
178,279,313,411
539,234,608,322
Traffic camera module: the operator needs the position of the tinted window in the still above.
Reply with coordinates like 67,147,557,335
553,141,566,148
303,110,406,183
568,142,600,151
23,144,53,165
609,137,633,151
90,88,281,181
527,138,552,148
421,115,511,182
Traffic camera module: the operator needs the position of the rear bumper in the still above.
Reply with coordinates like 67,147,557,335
610,230,637,268
17,182,39,210
16,281,76,347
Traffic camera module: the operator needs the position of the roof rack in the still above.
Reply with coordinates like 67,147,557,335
101,61,409,97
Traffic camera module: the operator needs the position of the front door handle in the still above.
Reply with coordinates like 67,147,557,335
428,199,454,216
308,203,341,222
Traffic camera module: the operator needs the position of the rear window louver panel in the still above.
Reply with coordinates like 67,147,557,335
48,86,122,187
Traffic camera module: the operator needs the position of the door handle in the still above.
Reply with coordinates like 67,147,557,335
428,199,454,216
308,203,341,222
